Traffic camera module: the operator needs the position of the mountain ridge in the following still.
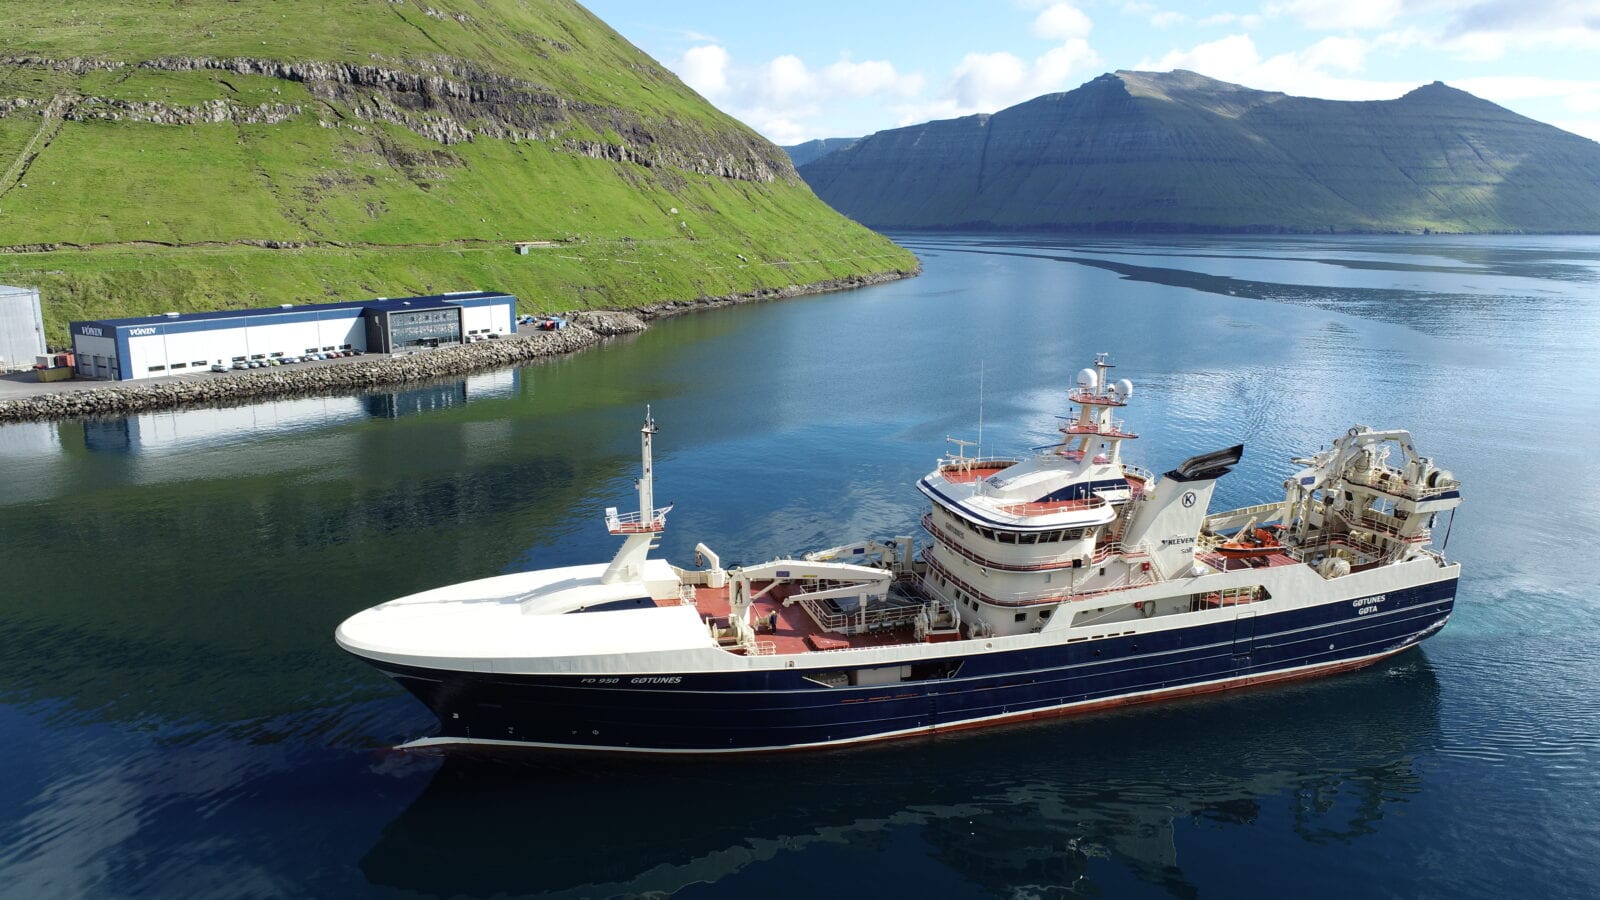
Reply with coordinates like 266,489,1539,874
797,70,1600,234
0,0,915,344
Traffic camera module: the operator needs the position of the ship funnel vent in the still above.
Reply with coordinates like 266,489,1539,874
1165,444,1244,483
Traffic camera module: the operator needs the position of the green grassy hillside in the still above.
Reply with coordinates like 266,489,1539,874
0,0,915,345
797,69,1600,234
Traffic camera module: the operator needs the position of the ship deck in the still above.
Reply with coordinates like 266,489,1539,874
655,581,922,656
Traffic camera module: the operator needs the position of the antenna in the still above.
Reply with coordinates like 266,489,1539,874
977,360,985,458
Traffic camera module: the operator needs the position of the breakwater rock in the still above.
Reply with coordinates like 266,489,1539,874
0,313,644,424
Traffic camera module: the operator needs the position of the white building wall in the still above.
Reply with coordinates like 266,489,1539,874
0,285,46,371
316,316,365,352
119,314,368,380
458,302,513,336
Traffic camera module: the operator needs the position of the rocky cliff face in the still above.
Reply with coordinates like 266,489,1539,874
1,52,792,182
798,70,1600,233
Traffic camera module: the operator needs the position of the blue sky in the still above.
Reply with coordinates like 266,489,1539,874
585,0,1600,145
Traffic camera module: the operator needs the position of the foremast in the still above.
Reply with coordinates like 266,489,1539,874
602,407,673,584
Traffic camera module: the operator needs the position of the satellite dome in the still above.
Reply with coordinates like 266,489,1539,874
1076,368,1097,389
1115,378,1133,399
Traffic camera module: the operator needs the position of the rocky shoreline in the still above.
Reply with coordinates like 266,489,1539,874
0,269,915,424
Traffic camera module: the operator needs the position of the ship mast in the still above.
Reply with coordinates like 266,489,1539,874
601,407,673,584
639,405,658,529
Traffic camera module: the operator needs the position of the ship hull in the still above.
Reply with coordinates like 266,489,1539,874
361,577,1456,754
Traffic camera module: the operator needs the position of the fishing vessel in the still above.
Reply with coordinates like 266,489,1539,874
336,354,1462,753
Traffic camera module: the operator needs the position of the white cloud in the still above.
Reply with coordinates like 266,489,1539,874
1547,119,1600,143
1271,0,1404,31
949,51,1031,110
765,55,812,105
1198,11,1265,28
1032,3,1093,40
894,36,1100,126
1300,35,1368,74
670,44,923,143
1150,11,1188,28
678,44,730,99
1137,33,1415,101
821,60,925,98
1036,39,1099,87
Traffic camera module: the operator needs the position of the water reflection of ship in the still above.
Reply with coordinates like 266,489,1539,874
361,656,1441,898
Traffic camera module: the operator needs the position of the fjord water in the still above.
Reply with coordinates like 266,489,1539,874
3,234,1599,898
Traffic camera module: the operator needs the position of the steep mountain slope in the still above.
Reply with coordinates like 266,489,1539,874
783,137,859,167
797,70,1600,233
0,0,915,343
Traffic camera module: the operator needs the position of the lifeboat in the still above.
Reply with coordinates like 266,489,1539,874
1217,525,1284,559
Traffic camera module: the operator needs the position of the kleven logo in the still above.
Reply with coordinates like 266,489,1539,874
1181,491,1198,508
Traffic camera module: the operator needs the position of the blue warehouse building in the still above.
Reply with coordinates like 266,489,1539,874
69,291,516,381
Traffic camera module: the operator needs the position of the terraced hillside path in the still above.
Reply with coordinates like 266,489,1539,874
0,92,74,198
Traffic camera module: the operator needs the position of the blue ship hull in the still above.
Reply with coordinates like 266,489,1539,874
371,578,1456,753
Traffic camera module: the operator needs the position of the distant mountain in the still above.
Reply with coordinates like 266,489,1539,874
797,70,1600,233
783,137,860,167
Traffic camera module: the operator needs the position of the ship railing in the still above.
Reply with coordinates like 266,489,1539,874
796,596,922,636
1295,528,1387,562
746,640,777,656
938,456,1019,473
934,457,1020,485
1058,417,1137,438
1418,546,1451,566
1068,388,1126,407
1328,503,1429,548
1090,557,1162,593
1123,465,1156,486
1203,502,1285,535
605,505,672,534
1342,466,1459,501
678,584,699,607
991,495,1110,519
923,553,1158,608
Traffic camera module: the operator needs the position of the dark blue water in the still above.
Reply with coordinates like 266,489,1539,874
3,234,1599,897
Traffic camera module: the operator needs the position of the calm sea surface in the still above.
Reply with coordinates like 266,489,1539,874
3,234,1599,898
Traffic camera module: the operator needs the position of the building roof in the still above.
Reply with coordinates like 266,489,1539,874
72,290,512,330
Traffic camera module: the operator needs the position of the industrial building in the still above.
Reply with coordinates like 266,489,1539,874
69,291,516,381
1,284,46,372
